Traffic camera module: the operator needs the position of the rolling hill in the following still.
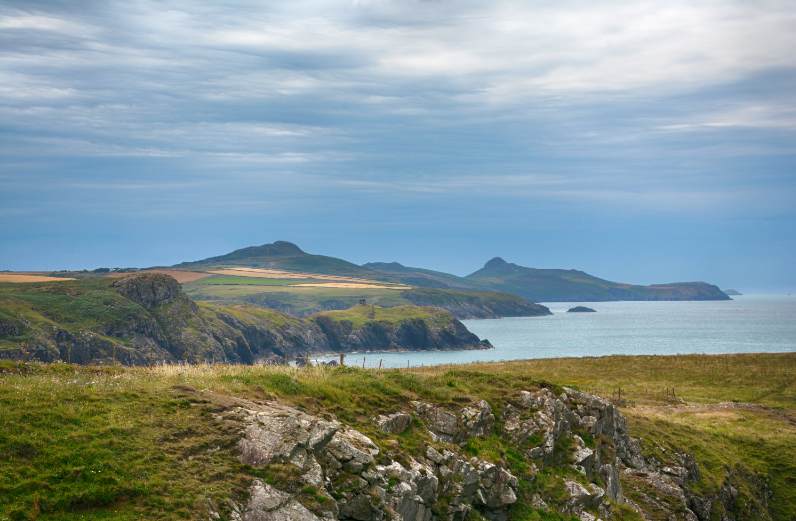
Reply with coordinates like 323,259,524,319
365,257,731,302
172,242,551,319
174,241,395,281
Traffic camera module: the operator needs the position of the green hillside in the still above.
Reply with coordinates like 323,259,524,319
182,277,550,320
362,262,481,290
174,241,395,281
0,275,491,366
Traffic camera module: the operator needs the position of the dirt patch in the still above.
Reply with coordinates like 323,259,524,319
0,274,75,282
104,270,212,283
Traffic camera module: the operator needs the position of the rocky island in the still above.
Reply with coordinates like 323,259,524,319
567,306,597,313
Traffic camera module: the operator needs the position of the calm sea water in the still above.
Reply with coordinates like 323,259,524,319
323,295,796,369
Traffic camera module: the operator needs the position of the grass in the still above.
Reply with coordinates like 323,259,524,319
182,281,541,318
312,305,454,329
0,279,148,351
196,275,315,286
1,353,794,520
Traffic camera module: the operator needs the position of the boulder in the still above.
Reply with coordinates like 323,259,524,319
412,400,494,443
377,412,414,434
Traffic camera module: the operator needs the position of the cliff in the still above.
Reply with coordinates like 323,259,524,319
0,274,490,366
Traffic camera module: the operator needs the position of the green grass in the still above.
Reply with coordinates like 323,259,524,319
0,279,147,350
196,275,311,286
1,353,793,519
313,305,454,329
182,282,541,319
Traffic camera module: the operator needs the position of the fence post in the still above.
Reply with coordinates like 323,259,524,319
150,345,153,369
68,340,72,364
379,359,382,370
340,353,345,366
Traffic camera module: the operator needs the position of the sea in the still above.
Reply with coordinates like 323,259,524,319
321,295,796,369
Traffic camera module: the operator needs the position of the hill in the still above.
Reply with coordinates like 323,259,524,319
362,262,482,290
0,274,491,366
182,277,551,320
364,259,731,302
464,257,731,302
174,241,395,281
164,242,551,319
1,353,793,520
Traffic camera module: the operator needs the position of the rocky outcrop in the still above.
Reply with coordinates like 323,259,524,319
112,272,181,308
377,413,414,435
220,402,519,521
412,400,495,444
195,385,773,521
567,307,596,313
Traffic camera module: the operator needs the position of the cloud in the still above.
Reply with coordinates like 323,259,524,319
0,0,794,283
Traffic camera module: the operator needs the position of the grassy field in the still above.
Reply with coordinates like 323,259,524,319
315,304,455,329
1,353,793,520
198,275,312,286
0,278,149,351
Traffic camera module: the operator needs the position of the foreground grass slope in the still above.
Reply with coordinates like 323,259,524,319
1,353,793,520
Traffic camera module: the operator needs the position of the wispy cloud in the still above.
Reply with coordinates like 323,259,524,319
0,0,794,287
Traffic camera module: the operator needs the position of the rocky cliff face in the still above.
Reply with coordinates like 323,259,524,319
313,312,491,353
195,386,767,521
0,274,490,366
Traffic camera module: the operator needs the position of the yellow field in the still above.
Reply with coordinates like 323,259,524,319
292,282,402,289
105,270,213,283
0,274,75,282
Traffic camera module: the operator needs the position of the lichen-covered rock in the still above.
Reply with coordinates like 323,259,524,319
225,390,762,521
231,479,324,521
412,400,494,443
377,413,413,435
237,404,340,468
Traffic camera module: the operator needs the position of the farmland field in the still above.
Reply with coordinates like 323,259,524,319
0,274,75,282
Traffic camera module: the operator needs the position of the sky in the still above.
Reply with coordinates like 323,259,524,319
1,0,795,293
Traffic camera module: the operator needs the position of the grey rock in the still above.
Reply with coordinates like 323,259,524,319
378,413,414,435
412,400,494,443
396,495,432,521
238,409,310,468
244,480,322,521
425,446,444,465
531,493,549,511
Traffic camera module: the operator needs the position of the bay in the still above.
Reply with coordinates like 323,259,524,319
323,295,796,369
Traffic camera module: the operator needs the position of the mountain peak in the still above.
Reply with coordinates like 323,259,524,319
262,241,304,255
484,257,508,269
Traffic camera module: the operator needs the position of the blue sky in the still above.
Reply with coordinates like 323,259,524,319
1,0,794,293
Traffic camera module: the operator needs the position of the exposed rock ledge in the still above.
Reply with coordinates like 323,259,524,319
198,387,764,521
